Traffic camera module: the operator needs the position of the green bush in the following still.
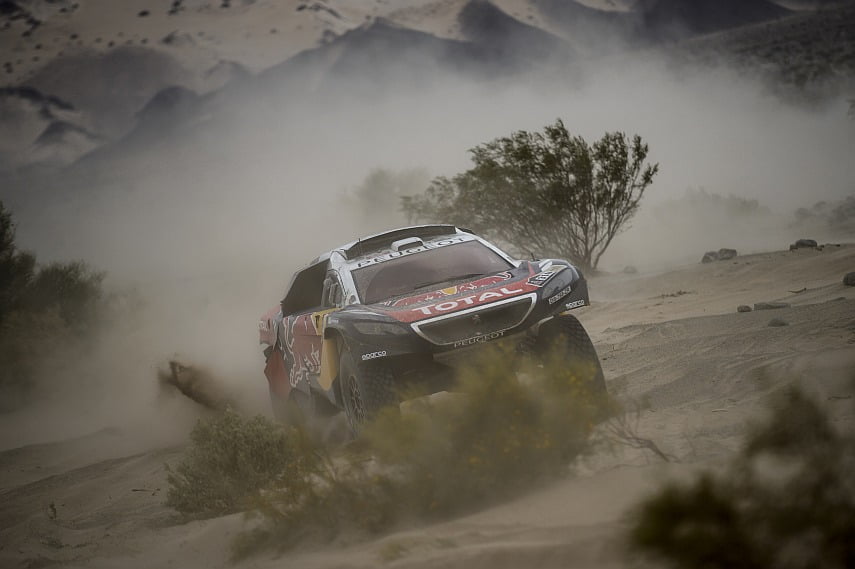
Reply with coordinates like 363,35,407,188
0,308,71,411
0,202,35,324
22,261,104,330
0,201,107,410
629,386,855,569
346,167,430,227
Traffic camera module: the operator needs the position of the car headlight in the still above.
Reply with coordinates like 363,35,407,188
353,321,410,336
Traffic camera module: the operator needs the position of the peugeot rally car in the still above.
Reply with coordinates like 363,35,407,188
258,225,605,432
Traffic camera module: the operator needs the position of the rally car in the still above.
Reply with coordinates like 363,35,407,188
259,225,605,433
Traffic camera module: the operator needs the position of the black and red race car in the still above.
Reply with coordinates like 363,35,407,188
259,225,604,433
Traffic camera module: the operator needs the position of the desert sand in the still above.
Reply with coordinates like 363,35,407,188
2,1,854,567
1,244,853,569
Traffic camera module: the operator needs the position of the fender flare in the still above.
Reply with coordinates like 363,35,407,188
318,326,343,391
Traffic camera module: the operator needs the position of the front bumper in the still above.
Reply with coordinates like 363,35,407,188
331,273,590,366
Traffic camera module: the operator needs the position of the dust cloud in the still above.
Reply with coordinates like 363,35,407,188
1,35,853,449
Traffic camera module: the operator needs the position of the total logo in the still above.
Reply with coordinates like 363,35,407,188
410,286,524,316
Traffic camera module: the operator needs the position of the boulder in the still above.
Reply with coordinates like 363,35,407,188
718,248,738,260
754,302,790,311
701,249,737,263
768,318,788,327
737,305,752,313
790,238,818,250
844,272,855,286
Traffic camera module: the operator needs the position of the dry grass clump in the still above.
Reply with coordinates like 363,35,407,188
629,384,855,569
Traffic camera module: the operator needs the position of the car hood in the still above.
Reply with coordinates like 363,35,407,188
368,262,562,324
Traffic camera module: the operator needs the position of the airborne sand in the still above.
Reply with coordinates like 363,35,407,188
1,245,854,569
2,1,855,567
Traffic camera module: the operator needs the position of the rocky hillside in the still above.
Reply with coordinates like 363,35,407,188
0,0,852,172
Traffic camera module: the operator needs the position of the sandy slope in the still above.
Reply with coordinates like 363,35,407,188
1,245,854,569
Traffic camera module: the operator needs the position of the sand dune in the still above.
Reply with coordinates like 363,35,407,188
1,244,853,569
1,3,853,567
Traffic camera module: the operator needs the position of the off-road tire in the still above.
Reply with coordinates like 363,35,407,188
535,314,607,397
339,349,398,435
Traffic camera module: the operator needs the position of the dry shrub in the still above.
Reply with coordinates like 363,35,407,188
629,385,855,569
157,360,238,412
228,346,604,559
363,346,601,515
165,408,316,519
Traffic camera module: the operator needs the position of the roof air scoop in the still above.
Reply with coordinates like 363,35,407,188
391,237,424,252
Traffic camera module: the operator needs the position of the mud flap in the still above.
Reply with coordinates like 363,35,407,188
318,335,339,390
312,308,340,391
264,345,291,400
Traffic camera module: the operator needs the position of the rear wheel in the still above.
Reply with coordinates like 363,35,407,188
535,314,607,397
339,349,398,435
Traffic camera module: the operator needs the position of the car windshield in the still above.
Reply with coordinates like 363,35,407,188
352,240,514,305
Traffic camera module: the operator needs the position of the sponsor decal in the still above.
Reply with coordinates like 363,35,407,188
354,236,469,268
258,306,281,344
527,266,565,287
457,271,513,292
258,317,276,345
362,350,387,361
411,286,524,317
564,299,586,310
282,315,321,388
453,330,505,348
390,272,514,308
548,285,573,305
390,289,445,307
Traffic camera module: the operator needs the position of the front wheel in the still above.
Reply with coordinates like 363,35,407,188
534,314,607,398
339,348,398,435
